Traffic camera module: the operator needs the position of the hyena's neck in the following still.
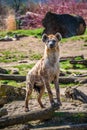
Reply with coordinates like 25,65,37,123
43,46,59,66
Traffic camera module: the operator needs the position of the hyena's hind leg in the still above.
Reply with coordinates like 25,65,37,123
37,86,45,108
25,83,33,112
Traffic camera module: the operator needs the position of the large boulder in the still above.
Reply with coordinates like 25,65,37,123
0,85,25,107
42,12,86,38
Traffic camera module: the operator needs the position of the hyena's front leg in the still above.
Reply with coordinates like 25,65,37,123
54,78,61,106
37,86,45,108
25,83,32,112
45,81,55,107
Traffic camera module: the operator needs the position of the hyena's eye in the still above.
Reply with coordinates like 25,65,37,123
52,40,56,43
47,40,50,43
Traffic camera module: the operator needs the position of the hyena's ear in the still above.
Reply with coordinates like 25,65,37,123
42,34,48,42
55,32,62,41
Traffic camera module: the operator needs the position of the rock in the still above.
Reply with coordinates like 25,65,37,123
60,71,66,76
0,85,26,106
0,67,8,74
0,108,8,117
11,68,19,74
12,34,20,40
42,12,86,38
4,35,12,41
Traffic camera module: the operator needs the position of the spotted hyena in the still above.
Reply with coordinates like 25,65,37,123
25,33,62,112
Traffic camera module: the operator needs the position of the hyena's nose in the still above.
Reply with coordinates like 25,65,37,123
49,41,55,48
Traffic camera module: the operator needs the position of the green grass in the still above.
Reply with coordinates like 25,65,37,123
72,64,87,70
60,59,87,70
60,60,73,70
0,27,87,41
0,28,43,38
0,51,28,63
74,56,84,60
30,53,42,60
61,28,87,43
0,80,26,88
50,82,78,88
14,63,35,75
0,80,18,86
54,112,86,122
61,34,87,43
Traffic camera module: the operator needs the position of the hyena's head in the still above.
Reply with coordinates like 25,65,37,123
42,33,62,49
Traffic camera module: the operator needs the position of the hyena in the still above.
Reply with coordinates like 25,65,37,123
25,33,62,112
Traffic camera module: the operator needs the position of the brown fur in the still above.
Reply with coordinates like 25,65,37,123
25,33,62,112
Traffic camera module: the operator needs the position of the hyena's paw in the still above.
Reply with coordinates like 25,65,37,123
51,101,61,108
42,105,46,109
40,104,45,109
25,107,29,112
51,101,57,107
57,101,62,106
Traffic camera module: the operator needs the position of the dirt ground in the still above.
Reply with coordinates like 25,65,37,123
0,36,87,130
0,36,87,67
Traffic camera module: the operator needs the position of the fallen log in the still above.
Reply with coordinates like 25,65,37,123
0,74,76,83
65,86,87,103
0,108,87,129
59,76,87,84
22,111,87,130
70,60,87,65
0,106,58,128
31,124,87,130
0,74,26,82
0,74,87,84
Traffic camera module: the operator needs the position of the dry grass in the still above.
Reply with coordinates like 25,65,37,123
6,13,17,31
